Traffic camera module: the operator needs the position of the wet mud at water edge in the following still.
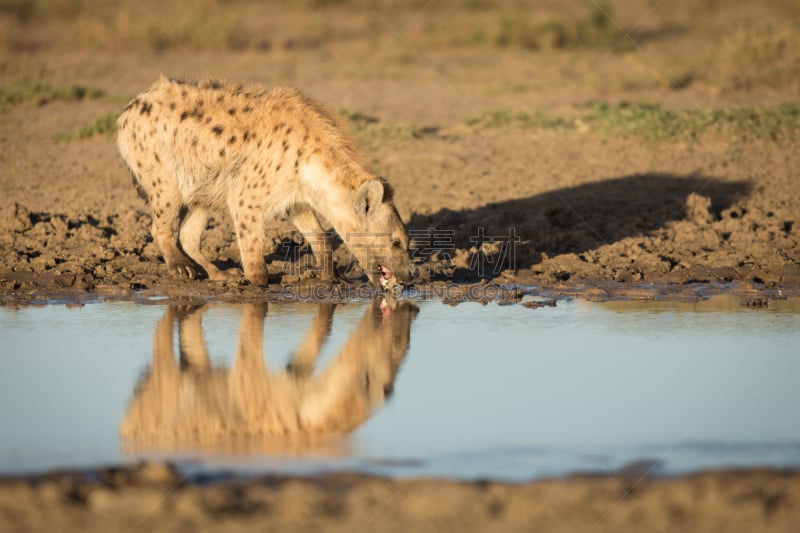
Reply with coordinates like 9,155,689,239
1,167,799,305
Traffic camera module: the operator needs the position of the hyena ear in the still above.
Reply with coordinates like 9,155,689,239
354,180,384,218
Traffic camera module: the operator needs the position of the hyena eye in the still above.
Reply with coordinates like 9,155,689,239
392,239,402,248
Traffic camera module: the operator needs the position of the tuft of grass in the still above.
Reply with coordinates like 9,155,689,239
0,78,107,111
585,101,800,142
715,22,800,91
495,2,630,52
465,109,571,131
303,0,349,7
54,112,118,142
465,102,800,143
496,17,566,50
710,104,800,143
583,101,709,141
148,7,250,51
0,0,82,23
339,109,432,140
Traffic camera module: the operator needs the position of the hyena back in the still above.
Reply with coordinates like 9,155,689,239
117,76,415,286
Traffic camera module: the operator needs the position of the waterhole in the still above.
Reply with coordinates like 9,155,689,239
1,295,798,481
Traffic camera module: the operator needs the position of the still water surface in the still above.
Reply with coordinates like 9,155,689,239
0,296,798,481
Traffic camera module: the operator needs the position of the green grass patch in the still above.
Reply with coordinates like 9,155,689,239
0,78,107,111
464,109,571,131
585,102,800,142
495,2,631,51
339,109,432,140
583,101,709,141
148,7,250,51
465,102,800,143
54,112,118,142
715,21,800,91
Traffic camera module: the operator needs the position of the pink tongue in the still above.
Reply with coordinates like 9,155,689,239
379,266,393,280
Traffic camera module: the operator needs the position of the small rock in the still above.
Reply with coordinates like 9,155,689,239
135,462,179,485
0,202,33,232
686,193,714,224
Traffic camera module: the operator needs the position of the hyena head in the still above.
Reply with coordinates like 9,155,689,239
366,299,419,403
352,179,416,286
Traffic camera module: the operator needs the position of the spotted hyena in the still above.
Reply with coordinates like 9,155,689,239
117,76,415,286
120,299,418,447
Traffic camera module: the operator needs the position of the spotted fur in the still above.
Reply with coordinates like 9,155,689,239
117,76,414,285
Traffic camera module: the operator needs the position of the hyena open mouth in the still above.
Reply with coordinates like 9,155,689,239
378,265,394,287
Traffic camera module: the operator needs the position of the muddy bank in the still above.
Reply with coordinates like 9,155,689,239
1,464,798,532
1,121,798,305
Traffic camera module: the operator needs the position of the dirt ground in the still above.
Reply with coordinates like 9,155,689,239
1,463,800,532
1,0,799,305
1,0,799,529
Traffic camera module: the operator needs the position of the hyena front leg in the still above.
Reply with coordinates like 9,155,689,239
286,303,336,377
179,208,235,281
229,303,269,401
291,209,339,281
144,173,201,280
229,198,268,286
176,304,211,372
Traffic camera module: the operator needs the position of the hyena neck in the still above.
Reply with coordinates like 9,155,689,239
303,165,374,239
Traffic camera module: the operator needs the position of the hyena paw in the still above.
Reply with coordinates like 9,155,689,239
172,304,205,321
206,267,240,282
169,259,201,280
245,272,269,287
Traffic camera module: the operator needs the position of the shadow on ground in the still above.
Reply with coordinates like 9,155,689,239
409,173,751,280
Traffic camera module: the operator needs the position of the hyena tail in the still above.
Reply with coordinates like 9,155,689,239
130,172,150,205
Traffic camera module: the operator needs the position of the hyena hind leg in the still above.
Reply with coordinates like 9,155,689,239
143,175,201,280
179,208,236,281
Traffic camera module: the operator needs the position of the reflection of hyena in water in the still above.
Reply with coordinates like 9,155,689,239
120,300,418,452
117,76,415,286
